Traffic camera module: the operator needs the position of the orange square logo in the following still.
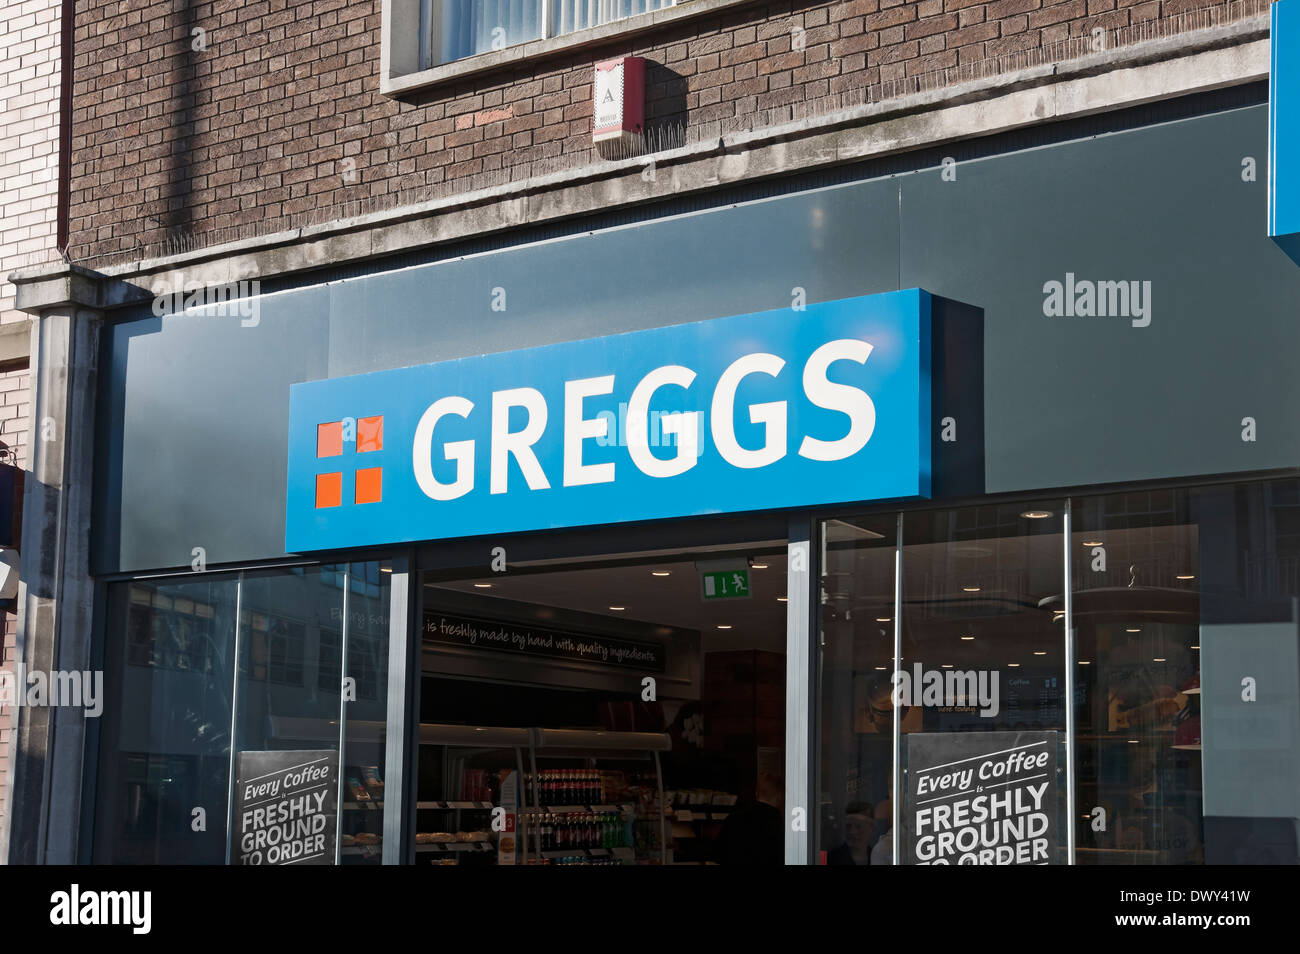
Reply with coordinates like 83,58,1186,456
317,421,343,458
357,415,384,453
354,467,382,505
315,472,342,508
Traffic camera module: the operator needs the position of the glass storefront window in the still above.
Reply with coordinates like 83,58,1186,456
94,562,390,864
1074,481,1300,864
816,479,1300,865
94,576,240,864
818,514,898,865
1072,488,1203,864
896,502,1067,866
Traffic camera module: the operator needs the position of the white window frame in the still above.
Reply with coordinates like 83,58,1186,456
381,0,756,97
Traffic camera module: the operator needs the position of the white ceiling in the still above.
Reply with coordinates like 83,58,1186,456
432,551,789,653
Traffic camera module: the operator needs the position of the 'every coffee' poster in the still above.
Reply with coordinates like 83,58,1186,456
902,731,1059,865
233,749,338,865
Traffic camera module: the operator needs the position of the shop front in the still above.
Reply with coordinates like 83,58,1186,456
77,80,1300,865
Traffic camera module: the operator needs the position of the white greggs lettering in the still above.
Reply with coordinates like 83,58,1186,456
412,340,876,499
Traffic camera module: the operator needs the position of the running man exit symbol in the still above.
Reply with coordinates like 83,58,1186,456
702,570,750,600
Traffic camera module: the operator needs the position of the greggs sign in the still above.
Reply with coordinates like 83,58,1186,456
285,290,931,551
1272,0,1300,264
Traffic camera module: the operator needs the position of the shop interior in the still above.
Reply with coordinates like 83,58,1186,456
394,542,789,866
819,499,1204,866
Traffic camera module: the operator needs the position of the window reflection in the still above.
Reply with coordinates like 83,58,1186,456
818,480,1300,866
95,562,391,864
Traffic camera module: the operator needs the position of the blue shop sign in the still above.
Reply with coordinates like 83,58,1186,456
1271,0,1300,263
285,289,932,551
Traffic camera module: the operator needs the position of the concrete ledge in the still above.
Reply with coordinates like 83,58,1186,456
10,265,107,314
22,18,1269,309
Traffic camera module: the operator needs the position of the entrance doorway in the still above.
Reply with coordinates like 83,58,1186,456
402,539,789,866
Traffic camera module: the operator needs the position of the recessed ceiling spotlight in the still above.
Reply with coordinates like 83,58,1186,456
876,617,891,623
1176,574,1195,580
750,563,769,570
1008,662,1021,667
473,583,492,588
777,596,788,603
1127,739,1140,744
609,606,625,611
962,586,981,593
960,635,975,641
1126,627,1141,633
1190,645,1200,650
1082,540,1103,548
1078,660,1091,665
941,664,953,668
1033,651,1047,656
651,570,671,577
1153,657,1166,662
874,666,887,671
717,624,732,630
379,566,393,574
1021,510,1053,519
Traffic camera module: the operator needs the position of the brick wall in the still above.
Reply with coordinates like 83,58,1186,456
67,0,1230,267
0,0,57,853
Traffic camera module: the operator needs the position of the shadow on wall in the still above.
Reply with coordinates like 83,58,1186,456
151,1,203,242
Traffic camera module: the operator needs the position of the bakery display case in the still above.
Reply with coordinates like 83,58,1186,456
420,724,670,866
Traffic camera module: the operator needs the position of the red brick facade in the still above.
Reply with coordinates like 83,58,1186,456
68,0,1229,266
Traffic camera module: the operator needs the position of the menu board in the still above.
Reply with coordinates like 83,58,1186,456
233,749,339,865
902,731,1058,865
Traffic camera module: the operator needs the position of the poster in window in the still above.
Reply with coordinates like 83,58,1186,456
902,731,1059,865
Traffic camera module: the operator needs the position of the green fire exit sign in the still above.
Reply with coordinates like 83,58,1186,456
701,570,750,600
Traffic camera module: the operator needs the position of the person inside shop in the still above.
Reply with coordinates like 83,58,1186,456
716,770,784,865
827,801,875,865
870,798,892,865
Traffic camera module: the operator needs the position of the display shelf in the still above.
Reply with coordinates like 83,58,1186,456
416,800,495,810
540,848,612,859
415,841,493,853
521,803,634,814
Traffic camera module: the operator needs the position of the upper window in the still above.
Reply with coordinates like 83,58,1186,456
384,0,746,96
421,0,673,68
